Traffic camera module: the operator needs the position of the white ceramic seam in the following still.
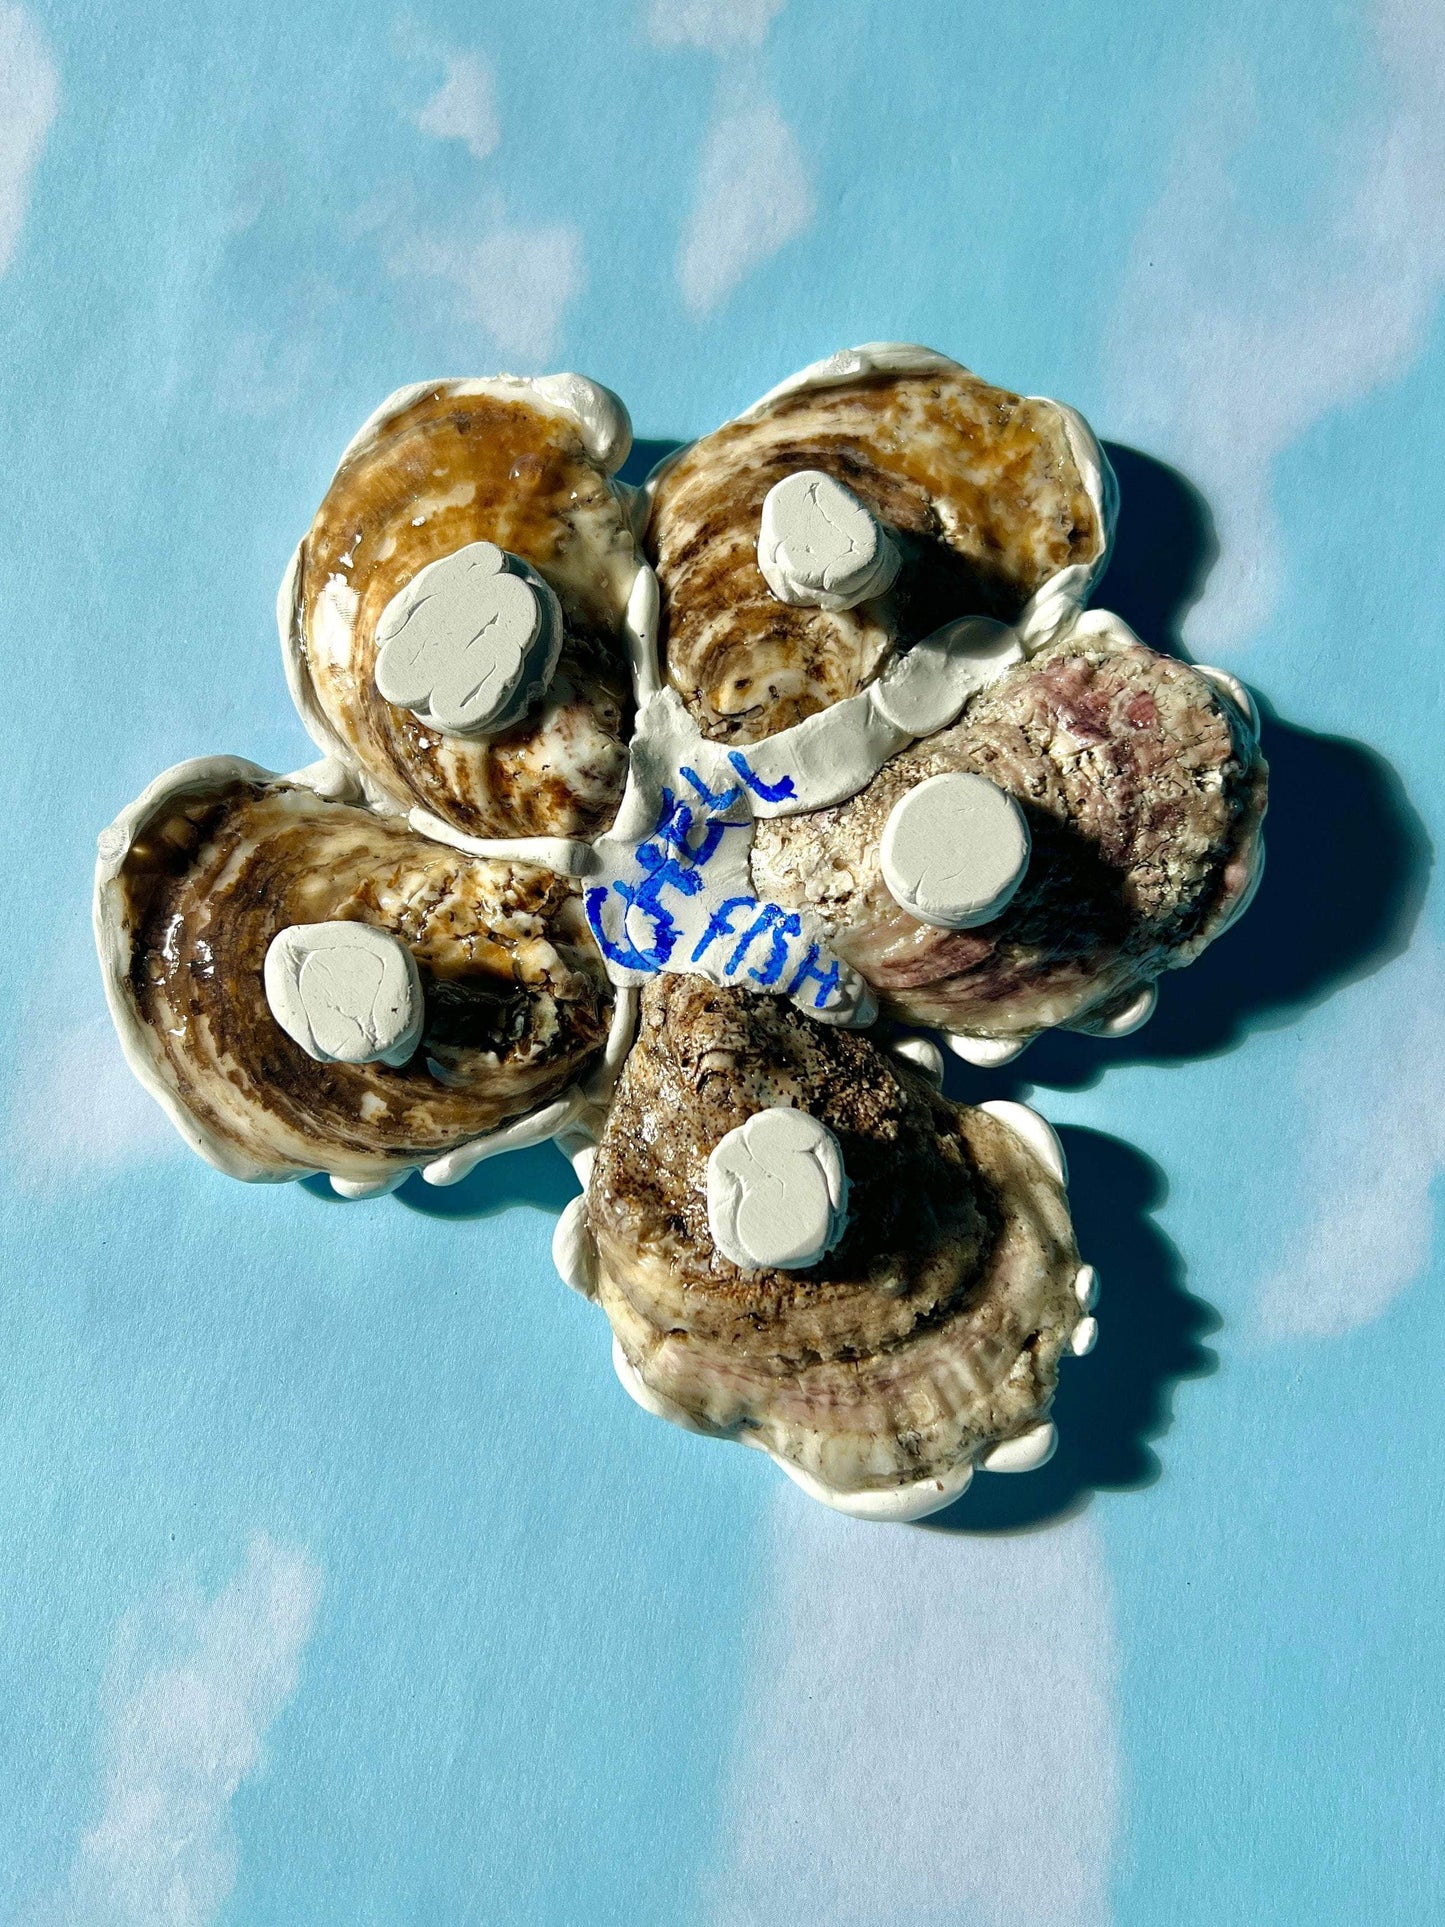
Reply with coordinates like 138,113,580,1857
770,1451,976,1524
334,374,633,478
980,1420,1058,1474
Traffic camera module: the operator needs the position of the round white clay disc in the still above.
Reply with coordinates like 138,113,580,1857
880,772,1031,930
707,1106,849,1272
757,470,900,612
264,921,424,1067
374,540,560,737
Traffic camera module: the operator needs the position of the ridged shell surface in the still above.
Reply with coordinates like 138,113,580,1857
96,762,612,1181
586,976,1080,1501
283,383,639,839
646,360,1107,745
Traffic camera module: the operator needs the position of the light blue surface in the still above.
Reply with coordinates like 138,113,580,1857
2,2,1442,1922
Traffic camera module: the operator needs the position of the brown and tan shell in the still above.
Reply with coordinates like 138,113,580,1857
94,758,613,1183
749,614,1269,1040
645,348,1110,745
585,977,1080,1506
280,381,643,840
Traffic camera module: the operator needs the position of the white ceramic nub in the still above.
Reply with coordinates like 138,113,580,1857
881,773,1031,930
889,1034,945,1087
945,1031,1031,1068
979,1099,1068,1187
1074,1263,1099,1310
1071,1316,1098,1356
552,1195,598,1298
707,1107,849,1271
757,470,900,611
1095,981,1158,1037
1071,980,1158,1039
264,922,423,1068
981,1420,1058,1473
330,1171,409,1200
374,540,562,737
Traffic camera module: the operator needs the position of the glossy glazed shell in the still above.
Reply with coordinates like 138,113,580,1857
95,757,613,1183
645,345,1113,745
280,379,648,840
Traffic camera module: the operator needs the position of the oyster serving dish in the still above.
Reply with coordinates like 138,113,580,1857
96,348,1266,1518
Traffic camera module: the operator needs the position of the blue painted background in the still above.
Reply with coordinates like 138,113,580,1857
1,2,1441,1921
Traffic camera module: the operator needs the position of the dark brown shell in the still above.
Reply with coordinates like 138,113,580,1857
100,765,612,1181
586,976,1079,1498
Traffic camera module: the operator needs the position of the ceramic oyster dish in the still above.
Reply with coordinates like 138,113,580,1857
95,345,1268,1520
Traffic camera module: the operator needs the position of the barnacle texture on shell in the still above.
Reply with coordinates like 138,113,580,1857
282,382,639,839
750,618,1268,1039
646,357,1107,745
586,976,1080,1504
96,761,611,1182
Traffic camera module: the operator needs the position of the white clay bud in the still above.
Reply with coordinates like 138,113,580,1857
374,540,562,737
264,921,423,1067
757,470,900,612
981,1420,1058,1473
707,1106,849,1271
979,1098,1068,1186
881,772,1030,930
890,1034,946,1087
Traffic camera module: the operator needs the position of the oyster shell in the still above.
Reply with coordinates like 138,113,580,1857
750,612,1268,1042
645,343,1113,745
95,757,613,1184
584,976,1081,1519
280,378,651,841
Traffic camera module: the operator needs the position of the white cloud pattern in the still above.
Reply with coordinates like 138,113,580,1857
7,1013,184,1186
0,3,59,274
1255,936,1445,1341
647,0,787,51
711,1496,1119,1927
415,51,500,161
391,212,584,364
1107,0,1445,648
32,1535,322,1927
677,92,813,316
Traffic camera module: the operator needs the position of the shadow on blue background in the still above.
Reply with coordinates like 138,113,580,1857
928,1125,1217,1536
617,436,683,490
302,1142,579,1219
1023,445,1435,1087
